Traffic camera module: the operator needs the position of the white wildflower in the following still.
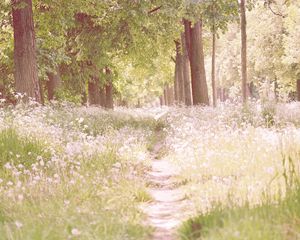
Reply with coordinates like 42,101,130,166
71,228,81,236
15,221,23,229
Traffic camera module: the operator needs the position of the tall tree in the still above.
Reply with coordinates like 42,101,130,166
105,68,114,109
12,0,41,102
175,40,185,104
212,31,217,107
189,20,209,105
181,32,192,106
88,76,101,105
240,0,248,103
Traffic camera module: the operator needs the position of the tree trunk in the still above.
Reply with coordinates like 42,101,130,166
240,0,247,103
181,33,192,106
211,32,217,107
81,90,87,106
297,79,300,101
168,85,174,105
99,86,106,107
175,41,185,104
88,77,101,105
12,0,41,103
183,19,192,61
174,51,179,103
46,69,61,101
105,81,113,109
164,88,168,106
190,20,209,105
105,68,114,109
160,96,164,106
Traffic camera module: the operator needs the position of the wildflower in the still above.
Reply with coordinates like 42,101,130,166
39,160,45,166
17,164,24,169
71,228,81,236
7,181,13,186
78,118,84,124
15,221,23,229
17,194,24,201
113,162,121,169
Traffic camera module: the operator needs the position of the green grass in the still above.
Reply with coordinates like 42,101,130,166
0,108,163,240
179,186,300,240
46,107,165,137
0,128,50,170
0,137,152,240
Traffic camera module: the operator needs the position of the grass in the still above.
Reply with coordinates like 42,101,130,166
0,128,50,169
179,185,300,240
2,102,300,239
0,106,164,240
45,106,165,137
167,103,300,240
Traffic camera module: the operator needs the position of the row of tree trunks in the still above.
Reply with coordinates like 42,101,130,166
217,88,229,102
160,84,175,106
87,70,114,109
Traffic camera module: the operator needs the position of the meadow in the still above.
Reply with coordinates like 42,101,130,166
0,101,299,239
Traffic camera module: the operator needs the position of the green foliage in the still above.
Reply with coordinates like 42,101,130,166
215,1,300,99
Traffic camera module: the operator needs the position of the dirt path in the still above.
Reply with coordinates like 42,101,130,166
141,131,190,240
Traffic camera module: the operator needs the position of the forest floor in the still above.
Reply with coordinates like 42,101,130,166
0,102,300,239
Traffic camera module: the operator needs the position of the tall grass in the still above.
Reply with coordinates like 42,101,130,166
0,105,160,240
160,102,300,239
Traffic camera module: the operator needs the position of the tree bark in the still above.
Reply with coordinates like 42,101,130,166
181,32,192,106
46,69,61,101
211,31,217,107
99,86,106,107
190,20,209,105
174,50,179,103
240,0,247,103
297,79,300,101
164,88,168,106
160,96,164,106
183,19,192,61
167,85,174,105
88,77,101,105
105,68,114,109
12,0,41,103
175,41,185,104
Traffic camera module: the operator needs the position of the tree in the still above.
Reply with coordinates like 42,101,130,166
174,40,185,104
181,32,192,106
88,76,101,106
105,68,114,109
12,0,41,102
188,20,209,105
240,0,248,103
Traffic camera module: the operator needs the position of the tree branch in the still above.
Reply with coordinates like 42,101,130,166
148,6,162,15
266,1,287,18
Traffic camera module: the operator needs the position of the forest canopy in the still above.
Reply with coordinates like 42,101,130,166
0,0,299,106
